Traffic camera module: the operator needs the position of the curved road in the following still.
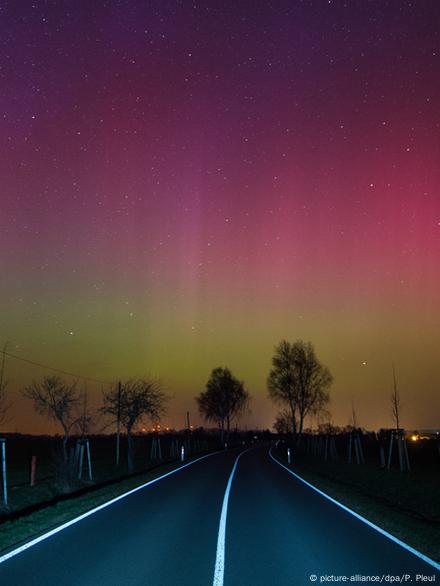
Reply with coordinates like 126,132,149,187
0,446,438,585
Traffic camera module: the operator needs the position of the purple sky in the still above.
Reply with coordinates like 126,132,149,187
1,1,440,433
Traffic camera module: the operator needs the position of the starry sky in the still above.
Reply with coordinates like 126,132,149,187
1,1,439,434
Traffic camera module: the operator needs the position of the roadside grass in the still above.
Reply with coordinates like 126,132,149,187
0,454,211,556
2,460,171,518
1,433,224,523
273,446,440,564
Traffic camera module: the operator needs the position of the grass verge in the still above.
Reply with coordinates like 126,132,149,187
273,449,440,565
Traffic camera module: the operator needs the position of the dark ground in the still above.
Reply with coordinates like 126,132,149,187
0,446,438,585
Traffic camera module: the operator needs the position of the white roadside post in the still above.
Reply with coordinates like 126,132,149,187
85,439,93,481
180,445,185,462
1,438,7,506
77,439,93,481
287,447,291,465
78,442,84,480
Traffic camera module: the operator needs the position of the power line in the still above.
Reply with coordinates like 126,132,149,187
1,350,111,385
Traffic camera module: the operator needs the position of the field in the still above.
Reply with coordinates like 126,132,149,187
1,431,439,564
273,432,440,563
0,431,225,519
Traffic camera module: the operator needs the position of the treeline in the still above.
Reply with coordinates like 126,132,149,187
0,338,333,469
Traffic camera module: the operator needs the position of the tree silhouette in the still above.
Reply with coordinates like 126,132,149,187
101,378,166,472
267,341,298,435
197,367,249,442
268,340,332,436
390,364,402,431
273,409,293,435
23,376,81,463
77,385,93,438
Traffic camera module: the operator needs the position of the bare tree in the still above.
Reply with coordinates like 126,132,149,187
196,367,249,443
268,340,332,436
0,342,11,427
294,341,332,433
23,376,81,463
316,405,333,432
101,378,166,472
350,398,358,429
76,385,93,438
267,341,298,435
273,409,293,435
317,419,339,435
390,364,402,431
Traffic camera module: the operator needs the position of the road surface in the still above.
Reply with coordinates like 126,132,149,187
0,446,438,585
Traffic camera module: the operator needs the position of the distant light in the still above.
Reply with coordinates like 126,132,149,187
411,434,418,442
361,361,367,366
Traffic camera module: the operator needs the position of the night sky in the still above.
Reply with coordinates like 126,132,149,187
1,1,439,433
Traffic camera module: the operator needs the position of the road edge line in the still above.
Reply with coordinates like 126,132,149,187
269,446,440,572
0,450,221,565
212,449,249,586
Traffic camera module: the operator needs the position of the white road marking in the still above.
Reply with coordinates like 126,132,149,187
212,449,248,586
269,447,440,572
0,451,221,565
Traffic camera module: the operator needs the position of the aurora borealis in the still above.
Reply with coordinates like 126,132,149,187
1,1,439,433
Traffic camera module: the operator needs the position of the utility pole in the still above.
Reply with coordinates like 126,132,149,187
392,363,400,431
81,384,88,438
116,381,122,466
186,411,191,431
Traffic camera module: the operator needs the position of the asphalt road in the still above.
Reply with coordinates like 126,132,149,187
0,446,438,585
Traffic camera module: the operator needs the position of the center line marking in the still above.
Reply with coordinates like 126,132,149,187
212,449,249,586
